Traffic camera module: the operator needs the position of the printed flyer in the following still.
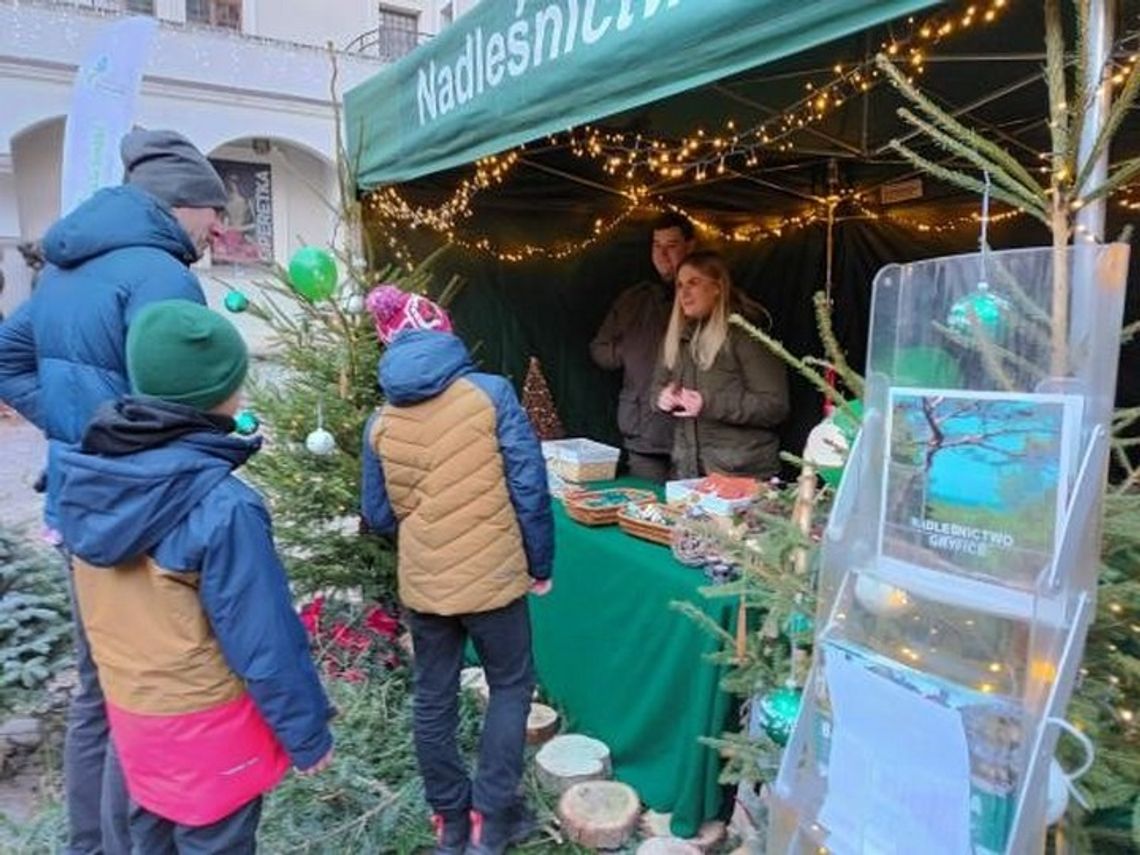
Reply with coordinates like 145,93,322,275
878,389,1081,588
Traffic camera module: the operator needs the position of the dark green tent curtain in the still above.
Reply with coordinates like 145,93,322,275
417,214,1063,473
345,0,938,187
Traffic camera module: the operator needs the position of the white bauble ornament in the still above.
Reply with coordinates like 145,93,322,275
341,294,365,314
854,575,910,617
305,428,337,456
1045,759,1070,826
804,419,848,468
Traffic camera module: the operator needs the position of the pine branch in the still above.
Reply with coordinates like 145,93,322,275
875,54,1047,199
1073,0,1091,161
812,291,865,398
1082,155,1140,205
895,108,1047,213
1044,0,1072,181
888,141,1050,224
729,313,850,410
1076,31,1140,196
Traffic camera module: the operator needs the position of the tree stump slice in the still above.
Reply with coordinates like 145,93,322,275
637,839,704,855
459,667,490,707
526,703,560,745
536,734,612,794
640,811,726,851
558,780,640,850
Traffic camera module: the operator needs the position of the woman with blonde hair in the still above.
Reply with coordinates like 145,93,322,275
654,250,789,479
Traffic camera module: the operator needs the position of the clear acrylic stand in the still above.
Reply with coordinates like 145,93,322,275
768,244,1130,855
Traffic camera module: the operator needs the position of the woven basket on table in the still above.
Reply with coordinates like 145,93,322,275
563,488,657,526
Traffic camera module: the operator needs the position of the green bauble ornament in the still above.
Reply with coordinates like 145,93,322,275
288,246,338,302
784,611,814,638
758,686,802,747
223,290,249,313
947,288,1010,339
234,409,260,436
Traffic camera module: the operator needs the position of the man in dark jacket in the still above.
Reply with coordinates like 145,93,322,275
0,128,227,855
590,212,696,482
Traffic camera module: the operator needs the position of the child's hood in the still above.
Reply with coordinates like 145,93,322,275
57,398,257,566
378,330,475,406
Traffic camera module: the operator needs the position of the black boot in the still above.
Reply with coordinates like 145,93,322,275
465,804,538,855
431,810,471,855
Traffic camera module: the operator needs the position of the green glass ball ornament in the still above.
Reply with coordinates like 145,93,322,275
758,685,803,747
223,290,249,313
784,611,814,638
287,246,338,302
234,410,260,436
947,287,1010,339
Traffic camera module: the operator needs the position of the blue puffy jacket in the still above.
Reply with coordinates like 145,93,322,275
0,185,204,526
57,398,333,778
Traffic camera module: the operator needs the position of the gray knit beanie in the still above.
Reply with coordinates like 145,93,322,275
120,129,227,209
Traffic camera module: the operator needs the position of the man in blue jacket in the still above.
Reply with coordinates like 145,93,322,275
0,128,227,855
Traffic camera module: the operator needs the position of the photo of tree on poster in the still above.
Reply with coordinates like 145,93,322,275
879,390,1079,587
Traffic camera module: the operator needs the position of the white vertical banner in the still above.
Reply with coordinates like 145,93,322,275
59,15,159,217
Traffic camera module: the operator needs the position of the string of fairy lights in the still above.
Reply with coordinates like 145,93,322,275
364,0,1140,264
364,0,1018,241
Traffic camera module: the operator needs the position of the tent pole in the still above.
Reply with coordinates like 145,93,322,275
1076,0,1115,242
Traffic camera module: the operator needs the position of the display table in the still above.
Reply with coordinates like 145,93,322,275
530,479,736,837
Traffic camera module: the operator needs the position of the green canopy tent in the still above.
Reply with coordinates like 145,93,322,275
343,2,1140,461
341,0,1140,835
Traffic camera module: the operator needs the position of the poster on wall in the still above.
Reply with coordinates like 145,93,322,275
209,158,274,265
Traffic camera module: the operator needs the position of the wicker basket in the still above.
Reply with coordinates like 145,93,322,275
543,438,621,483
564,488,657,526
616,504,680,546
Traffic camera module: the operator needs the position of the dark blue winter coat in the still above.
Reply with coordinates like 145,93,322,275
0,185,204,525
56,398,333,783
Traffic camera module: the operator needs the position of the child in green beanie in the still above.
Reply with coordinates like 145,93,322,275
56,300,333,852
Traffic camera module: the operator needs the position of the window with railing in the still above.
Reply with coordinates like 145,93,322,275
377,7,419,59
186,0,241,30
125,0,154,12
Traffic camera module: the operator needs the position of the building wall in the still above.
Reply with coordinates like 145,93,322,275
0,0,406,330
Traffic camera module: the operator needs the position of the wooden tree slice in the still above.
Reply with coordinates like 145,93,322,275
558,781,640,850
536,734,612,793
640,811,727,851
526,703,560,745
459,667,490,707
637,839,703,855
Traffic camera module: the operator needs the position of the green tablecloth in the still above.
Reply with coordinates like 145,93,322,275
530,481,736,838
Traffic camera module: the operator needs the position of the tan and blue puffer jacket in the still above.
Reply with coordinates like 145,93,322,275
361,330,554,616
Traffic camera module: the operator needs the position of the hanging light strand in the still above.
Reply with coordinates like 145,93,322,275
364,0,1015,230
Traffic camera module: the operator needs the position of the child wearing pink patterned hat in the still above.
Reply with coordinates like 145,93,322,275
360,282,553,855
365,284,453,345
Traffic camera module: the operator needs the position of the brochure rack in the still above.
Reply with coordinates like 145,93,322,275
767,244,1130,855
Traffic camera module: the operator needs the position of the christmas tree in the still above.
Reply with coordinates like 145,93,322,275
521,355,566,440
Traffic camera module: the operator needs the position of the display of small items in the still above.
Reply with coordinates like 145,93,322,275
670,504,742,584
